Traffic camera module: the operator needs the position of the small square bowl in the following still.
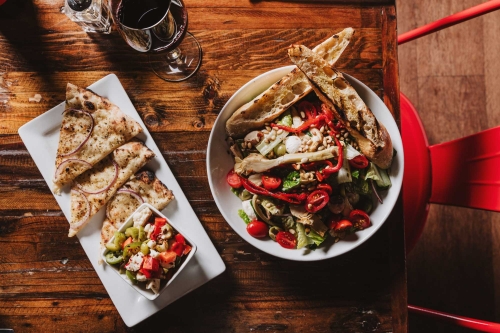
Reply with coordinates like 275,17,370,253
101,203,197,300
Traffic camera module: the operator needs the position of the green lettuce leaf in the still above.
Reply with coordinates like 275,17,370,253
282,170,300,192
238,209,251,224
296,223,313,249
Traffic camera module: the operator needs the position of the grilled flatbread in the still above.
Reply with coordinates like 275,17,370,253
287,44,393,169
100,170,174,247
225,28,354,138
53,83,143,194
68,141,155,237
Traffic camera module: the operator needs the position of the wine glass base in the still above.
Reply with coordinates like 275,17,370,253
149,32,202,82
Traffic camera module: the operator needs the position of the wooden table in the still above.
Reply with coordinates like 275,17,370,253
0,0,407,332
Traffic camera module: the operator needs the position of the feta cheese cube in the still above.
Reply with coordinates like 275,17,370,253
144,224,151,233
126,252,144,272
133,207,152,227
146,278,161,294
241,200,257,221
136,272,147,282
147,240,156,249
150,249,159,258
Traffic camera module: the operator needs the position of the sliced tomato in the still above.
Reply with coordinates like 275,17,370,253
175,233,185,244
171,241,185,256
226,169,242,188
261,175,281,191
333,219,353,232
276,231,297,249
122,236,133,250
158,251,177,266
348,155,369,169
349,209,371,229
316,183,332,195
305,190,329,213
298,101,317,119
246,220,268,238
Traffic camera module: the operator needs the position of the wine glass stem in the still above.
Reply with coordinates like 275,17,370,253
166,47,182,61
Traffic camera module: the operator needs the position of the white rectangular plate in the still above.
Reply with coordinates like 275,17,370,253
18,74,225,327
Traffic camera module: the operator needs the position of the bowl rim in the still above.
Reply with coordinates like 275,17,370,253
101,203,198,300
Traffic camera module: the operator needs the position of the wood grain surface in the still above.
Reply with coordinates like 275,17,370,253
0,0,406,332
397,0,500,332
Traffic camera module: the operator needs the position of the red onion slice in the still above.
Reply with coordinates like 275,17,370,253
69,189,91,235
54,158,93,180
105,189,144,221
75,161,119,195
59,109,94,157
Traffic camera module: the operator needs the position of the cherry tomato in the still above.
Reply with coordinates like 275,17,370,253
327,214,342,229
349,209,371,229
298,101,317,119
246,220,268,238
276,231,297,249
348,155,369,169
305,190,329,213
262,175,282,191
226,169,242,188
316,183,332,195
333,219,353,232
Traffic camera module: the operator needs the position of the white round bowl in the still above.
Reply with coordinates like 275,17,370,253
207,66,404,261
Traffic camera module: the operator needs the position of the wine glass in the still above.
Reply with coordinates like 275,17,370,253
113,0,201,82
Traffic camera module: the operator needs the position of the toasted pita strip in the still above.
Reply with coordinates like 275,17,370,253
225,28,354,138
287,44,393,169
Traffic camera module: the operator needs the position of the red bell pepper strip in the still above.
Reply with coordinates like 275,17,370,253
320,104,344,132
150,218,166,240
298,101,317,119
240,177,307,204
271,115,326,133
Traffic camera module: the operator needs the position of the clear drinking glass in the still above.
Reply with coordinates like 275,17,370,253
114,0,201,82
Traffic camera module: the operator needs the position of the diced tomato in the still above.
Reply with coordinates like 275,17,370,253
261,175,281,191
122,237,133,250
158,251,177,265
226,169,242,188
183,245,192,256
348,155,369,169
175,233,185,244
139,267,152,279
150,218,167,240
171,241,185,256
142,256,160,272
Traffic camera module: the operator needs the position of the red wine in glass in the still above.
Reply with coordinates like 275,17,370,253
116,0,201,82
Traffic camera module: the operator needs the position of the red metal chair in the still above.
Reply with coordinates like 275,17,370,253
399,1,500,332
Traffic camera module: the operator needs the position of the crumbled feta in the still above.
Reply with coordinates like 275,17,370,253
144,224,151,233
241,200,257,221
285,136,301,154
133,207,152,227
146,278,161,294
136,272,147,282
147,240,156,249
126,252,144,272
150,249,159,258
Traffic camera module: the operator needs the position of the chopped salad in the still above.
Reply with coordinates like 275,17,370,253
227,95,392,250
104,209,192,294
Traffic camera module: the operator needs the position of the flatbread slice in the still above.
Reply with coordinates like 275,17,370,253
53,83,143,194
68,141,155,237
287,44,393,169
100,170,174,249
225,28,354,138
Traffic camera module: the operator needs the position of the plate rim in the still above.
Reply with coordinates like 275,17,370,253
207,65,404,262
